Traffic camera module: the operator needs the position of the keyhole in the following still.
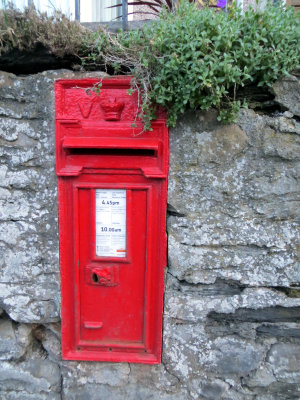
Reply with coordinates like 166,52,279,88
92,273,99,283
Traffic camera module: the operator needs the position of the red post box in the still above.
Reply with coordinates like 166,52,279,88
55,77,169,364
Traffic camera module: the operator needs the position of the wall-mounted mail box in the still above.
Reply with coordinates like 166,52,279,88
55,77,169,364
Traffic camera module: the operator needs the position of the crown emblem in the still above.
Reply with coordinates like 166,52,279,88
100,97,125,121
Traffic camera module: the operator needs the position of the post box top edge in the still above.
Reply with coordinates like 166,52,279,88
55,76,133,89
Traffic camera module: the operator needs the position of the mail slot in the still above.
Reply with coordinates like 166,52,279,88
55,77,169,364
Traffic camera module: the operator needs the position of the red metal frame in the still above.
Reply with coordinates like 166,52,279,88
55,77,169,364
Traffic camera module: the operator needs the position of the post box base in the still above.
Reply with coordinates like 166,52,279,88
63,350,160,364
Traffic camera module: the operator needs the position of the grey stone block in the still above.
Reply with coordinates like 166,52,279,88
0,318,32,361
272,74,300,117
0,359,61,395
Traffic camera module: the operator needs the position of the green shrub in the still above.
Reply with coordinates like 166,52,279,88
89,1,300,127
0,2,299,128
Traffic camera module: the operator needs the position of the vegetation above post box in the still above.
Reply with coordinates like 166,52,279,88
0,1,299,129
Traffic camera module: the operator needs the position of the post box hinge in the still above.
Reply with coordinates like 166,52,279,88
57,166,83,176
141,167,167,179
57,119,80,125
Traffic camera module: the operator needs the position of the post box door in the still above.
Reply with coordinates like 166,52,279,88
61,175,166,363
78,186,147,345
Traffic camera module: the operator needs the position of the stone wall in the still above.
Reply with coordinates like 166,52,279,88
0,69,299,399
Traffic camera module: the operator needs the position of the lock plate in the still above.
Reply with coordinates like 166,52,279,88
85,264,119,287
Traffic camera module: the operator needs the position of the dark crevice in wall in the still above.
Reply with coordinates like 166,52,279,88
236,84,281,115
207,306,300,324
167,272,246,296
254,104,287,116
0,44,82,75
0,45,129,75
206,306,300,341
167,271,300,299
0,309,20,328
167,203,185,217
291,114,300,123
272,286,300,298
236,84,274,102
0,309,12,320
32,325,51,359
256,324,300,339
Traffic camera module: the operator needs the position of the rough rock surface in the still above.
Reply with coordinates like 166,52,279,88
0,70,299,399
0,69,107,323
272,72,300,117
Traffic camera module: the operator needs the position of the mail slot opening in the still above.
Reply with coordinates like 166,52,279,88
68,148,156,157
